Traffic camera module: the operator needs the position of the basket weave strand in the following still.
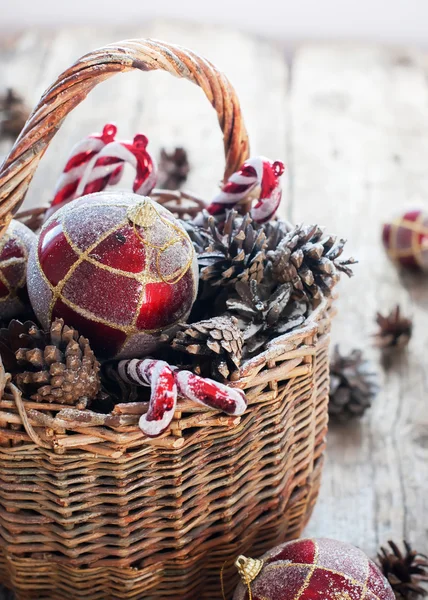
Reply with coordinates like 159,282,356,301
0,38,333,600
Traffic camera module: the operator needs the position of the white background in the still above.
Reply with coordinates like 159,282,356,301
0,0,428,47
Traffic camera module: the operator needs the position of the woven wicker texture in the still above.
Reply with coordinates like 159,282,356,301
0,39,333,599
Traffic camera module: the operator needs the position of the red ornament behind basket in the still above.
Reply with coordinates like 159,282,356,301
382,209,428,270
27,191,198,358
233,538,395,600
0,219,36,319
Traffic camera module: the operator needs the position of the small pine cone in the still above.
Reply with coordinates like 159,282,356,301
0,319,47,372
157,147,190,190
10,318,100,405
171,316,243,380
198,210,267,288
329,346,378,421
0,88,30,139
267,224,357,300
378,540,428,598
374,305,412,350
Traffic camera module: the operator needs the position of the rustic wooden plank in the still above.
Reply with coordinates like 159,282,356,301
0,31,53,164
292,44,428,556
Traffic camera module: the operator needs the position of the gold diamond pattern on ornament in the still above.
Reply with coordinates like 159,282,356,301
34,198,197,358
128,199,194,285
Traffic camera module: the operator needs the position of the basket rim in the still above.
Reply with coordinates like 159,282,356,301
0,296,333,455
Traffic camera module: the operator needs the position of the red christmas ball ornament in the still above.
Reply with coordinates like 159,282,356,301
0,219,36,319
233,538,395,600
28,191,198,358
382,209,428,270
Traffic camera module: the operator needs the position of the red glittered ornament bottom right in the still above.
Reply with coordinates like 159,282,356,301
233,538,395,600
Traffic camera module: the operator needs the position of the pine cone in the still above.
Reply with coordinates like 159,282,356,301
261,219,293,252
0,318,100,405
0,88,30,140
182,211,213,255
157,147,190,190
226,279,308,356
374,305,412,350
0,319,47,372
267,224,357,300
198,210,267,288
171,316,243,380
378,541,428,598
329,346,378,421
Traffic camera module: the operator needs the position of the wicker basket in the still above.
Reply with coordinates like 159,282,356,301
0,40,333,600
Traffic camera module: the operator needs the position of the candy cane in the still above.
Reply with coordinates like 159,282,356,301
118,359,247,436
50,123,123,210
118,359,177,437
76,133,157,198
174,371,247,416
207,157,285,223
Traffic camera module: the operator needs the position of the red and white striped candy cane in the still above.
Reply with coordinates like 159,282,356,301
174,370,247,416
118,358,177,437
50,123,123,210
207,156,285,223
118,358,247,436
77,133,157,198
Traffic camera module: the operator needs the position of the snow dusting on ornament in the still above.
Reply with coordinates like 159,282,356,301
233,538,395,600
27,191,199,358
0,219,36,319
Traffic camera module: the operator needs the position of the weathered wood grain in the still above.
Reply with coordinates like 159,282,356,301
293,44,428,555
1,23,428,600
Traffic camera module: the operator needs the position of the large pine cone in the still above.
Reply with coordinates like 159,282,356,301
267,224,356,300
0,318,100,405
226,279,308,356
198,210,267,288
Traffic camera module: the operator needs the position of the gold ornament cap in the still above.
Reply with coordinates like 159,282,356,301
235,555,264,585
127,198,158,228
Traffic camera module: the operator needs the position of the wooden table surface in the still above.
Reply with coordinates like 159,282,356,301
1,21,428,598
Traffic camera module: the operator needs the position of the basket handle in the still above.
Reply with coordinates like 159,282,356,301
0,38,250,233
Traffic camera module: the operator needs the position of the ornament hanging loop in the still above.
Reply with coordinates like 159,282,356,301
235,554,263,600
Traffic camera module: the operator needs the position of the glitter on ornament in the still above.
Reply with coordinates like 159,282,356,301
382,209,428,270
28,192,199,359
0,219,36,319
233,538,395,600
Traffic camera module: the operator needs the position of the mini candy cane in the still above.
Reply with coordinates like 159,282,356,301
174,371,247,416
119,359,177,438
50,123,123,210
208,157,285,223
76,133,157,198
118,359,247,437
